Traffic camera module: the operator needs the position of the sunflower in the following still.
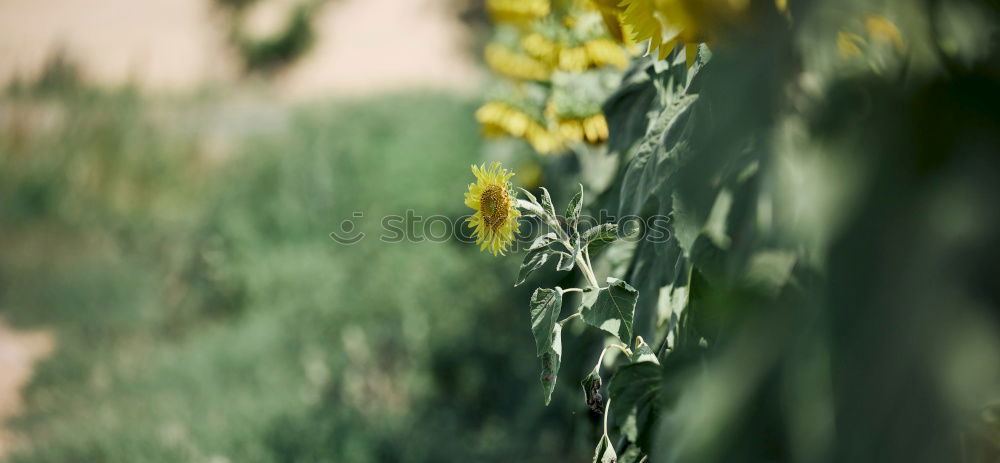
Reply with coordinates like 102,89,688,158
485,43,553,81
487,0,551,24
476,102,563,154
465,162,522,256
615,0,787,62
864,14,904,53
556,113,609,143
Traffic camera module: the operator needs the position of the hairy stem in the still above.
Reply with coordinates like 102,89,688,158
558,312,581,326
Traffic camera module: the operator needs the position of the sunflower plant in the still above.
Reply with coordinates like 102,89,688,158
465,160,650,463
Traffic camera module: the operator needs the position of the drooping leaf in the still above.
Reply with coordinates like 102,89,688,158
582,278,639,344
583,223,619,254
539,323,562,406
556,250,575,272
518,187,538,204
592,435,617,463
608,361,662,430
529,288,562,356
528,232,559,251
516,247,555,286
581,368,603,413
517,198,545,218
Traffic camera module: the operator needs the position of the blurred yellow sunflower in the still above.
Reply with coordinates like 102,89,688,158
465,162,522,256
487,0,551,23
616,0,787,62
476,102,562,154
485,44,553,81
557,113,609,143
836,14,905,60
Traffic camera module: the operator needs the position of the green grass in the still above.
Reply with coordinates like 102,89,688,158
0,90,590,462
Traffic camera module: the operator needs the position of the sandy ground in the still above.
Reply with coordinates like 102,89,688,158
0,0,482,96
0,320,54,456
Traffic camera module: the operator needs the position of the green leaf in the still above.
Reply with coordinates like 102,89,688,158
566,183,583,229
631,337,659,364
517,188,544,218
529,288,562,356
539,323,562,406
592,435,617,463
577,143,619,194
556,251,575,272
617,94,697,218
517,198,545,218
670,192,699,256
583,223,619,254
743,250,797,296
528,232,559,251
608,361,661,427
582,278,639,344
539,187,557,221
602,57,658,155
516,247,554,286
518,187,538,204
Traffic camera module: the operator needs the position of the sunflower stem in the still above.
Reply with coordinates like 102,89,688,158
576,254,600,288
593,342,630,375
603,397,612,437
558,312,581,326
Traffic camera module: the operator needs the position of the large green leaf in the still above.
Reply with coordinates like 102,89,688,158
608,361,662,430
582,278,639,344
626,235,680,341
609,361,663,456
618,95,697,218
602,57,659,156
529,288,562,356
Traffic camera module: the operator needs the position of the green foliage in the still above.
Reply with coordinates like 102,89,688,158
530,288,563,357
504,1,1000,461
0,92,591,462
580,278,638,345
235,4,316,72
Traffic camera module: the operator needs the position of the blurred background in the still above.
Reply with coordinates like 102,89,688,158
2,0,999,462
0,0,598,461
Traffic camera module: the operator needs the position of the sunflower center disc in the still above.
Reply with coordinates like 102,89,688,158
480,185,509,230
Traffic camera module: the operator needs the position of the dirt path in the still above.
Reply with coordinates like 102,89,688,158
0,0,481,96
0,320,54,457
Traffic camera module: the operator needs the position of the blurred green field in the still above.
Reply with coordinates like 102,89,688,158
0,88,592,462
